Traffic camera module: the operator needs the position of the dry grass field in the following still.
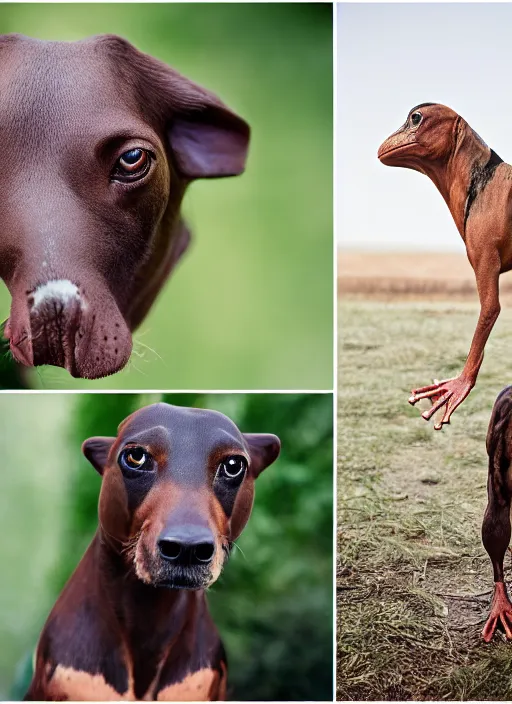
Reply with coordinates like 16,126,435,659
338,251,512,700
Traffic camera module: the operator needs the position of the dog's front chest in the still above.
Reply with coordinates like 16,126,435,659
45,663,221,701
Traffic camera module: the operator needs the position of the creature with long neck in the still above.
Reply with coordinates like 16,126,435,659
379,103,511,429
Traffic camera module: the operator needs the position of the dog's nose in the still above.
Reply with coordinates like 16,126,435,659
158,526,216,565
27,280,82,373
6,274,133,379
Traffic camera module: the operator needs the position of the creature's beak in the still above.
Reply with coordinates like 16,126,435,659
378,129,415,164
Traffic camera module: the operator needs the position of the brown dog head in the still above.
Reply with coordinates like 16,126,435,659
0,34,249,379
377,103,462,173
83,403,280,590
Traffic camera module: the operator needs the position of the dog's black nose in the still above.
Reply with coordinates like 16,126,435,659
158,526,215,565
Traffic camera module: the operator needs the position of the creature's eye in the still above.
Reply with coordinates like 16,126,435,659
112,148,152,182
219,455,247,479
410,112,422,127
119,446,152,471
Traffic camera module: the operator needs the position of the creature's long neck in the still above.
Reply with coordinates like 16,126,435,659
422,121,498,238
93,531,204,696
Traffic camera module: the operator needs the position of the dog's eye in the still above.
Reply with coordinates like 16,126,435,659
119,446,152,471
220,455,247,479
113,149,151,181
410,112,422,127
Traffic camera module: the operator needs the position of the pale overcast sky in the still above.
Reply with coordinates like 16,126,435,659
337,3,512,251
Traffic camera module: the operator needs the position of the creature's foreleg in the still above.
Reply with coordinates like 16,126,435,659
410,252,501,429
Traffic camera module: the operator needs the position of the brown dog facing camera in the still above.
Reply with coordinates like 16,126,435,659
0,34,249,380
25,402,280,701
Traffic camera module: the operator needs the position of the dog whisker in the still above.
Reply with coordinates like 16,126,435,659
125,354,149,377
133,338,165,364
231,541,247,560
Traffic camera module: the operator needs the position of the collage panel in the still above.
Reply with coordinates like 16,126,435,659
0,392,333,701
338,2,512,701
0,2,333,392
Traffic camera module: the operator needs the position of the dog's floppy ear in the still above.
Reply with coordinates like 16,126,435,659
169,100,249,179
161,73,250,179
244,433,281,477
82,436,116,476
100,36,250,179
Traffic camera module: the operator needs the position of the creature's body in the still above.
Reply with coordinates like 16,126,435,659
481,386,512,642
0,34,249,380
25,403,280,700
378,103,512,428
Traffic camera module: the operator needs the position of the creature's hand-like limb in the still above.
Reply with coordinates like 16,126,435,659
409,253,501,429
409,375,474,429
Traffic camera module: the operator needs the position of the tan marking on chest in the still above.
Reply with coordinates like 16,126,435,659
156,668,218,701
46,665,219,701
47,665,135,701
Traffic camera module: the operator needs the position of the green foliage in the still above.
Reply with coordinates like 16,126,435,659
29,393,333,701
0,3,333,391
0,321,25,388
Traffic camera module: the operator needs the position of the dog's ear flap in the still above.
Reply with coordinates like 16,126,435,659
169,102,250,179
244,433,281,478
82,436,116,476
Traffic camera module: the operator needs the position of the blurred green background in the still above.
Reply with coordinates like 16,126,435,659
0,3,333,390
0,392,333,701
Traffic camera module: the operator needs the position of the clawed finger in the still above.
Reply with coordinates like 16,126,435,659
409,386,445,404
501,612,512,640
482,616,498,643
422,391,452,420
411,378,451,395
411,382,444,396
434,399,455,430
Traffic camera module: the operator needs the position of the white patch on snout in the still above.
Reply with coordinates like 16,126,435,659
32,279,82,309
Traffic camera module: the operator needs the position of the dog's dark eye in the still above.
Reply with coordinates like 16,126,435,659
410,112,422,127
119,446,152,471
219,455,247,479
113,149,151,181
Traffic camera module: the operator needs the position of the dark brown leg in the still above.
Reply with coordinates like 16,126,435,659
481,481,512,641
482,388,512,641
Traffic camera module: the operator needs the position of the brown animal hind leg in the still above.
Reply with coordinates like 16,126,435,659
482,483,512,642
482,386,512,641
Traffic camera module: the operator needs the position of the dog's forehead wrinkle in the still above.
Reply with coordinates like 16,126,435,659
128,403,244,438
218,427,244,446
122,424,170,446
